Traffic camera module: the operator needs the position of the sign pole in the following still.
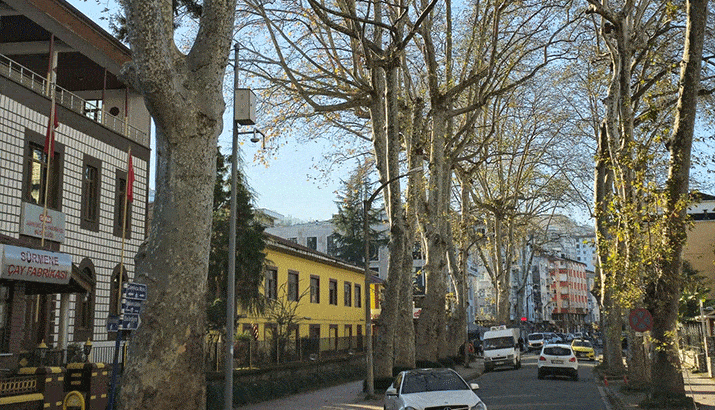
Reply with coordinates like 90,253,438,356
107,329,123,410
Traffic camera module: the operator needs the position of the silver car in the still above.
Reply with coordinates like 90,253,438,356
384,368,488,410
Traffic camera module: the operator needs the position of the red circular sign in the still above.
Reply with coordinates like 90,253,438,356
629,308,653,332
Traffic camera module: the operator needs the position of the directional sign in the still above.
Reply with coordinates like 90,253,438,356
120,313,140,330
629,308,653,332
122,299,143,315
107,315,120,333
123,282,147,301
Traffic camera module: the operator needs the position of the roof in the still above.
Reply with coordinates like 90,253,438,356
1,0,132,90
264,233,384,283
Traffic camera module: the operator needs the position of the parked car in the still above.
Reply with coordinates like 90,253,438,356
537,344,579,381
527,333,546,352
384,368,488,410
571,339,596,361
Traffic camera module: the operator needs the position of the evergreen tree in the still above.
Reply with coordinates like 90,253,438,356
207,148,266,329
331,165,386,267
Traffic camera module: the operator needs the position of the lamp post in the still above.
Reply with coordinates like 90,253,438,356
363,168,420,397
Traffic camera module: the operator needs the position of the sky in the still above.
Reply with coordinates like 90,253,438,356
66,0,346,223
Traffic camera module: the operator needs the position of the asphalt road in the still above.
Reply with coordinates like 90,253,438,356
476,352,610,410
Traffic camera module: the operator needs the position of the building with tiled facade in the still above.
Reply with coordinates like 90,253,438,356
0,0,150,369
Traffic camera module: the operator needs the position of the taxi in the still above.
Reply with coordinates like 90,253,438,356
571,338,595,361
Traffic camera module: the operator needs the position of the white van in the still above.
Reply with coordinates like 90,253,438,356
482,325,521,372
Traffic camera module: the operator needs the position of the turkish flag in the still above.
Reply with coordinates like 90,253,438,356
44,105,59,158
127,153,134,203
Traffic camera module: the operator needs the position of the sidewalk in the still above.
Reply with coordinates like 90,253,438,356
601,368,715,410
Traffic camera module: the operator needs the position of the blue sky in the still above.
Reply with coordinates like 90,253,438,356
66,0,345,222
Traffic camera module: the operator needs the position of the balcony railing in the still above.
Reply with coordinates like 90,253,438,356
0,53,149,147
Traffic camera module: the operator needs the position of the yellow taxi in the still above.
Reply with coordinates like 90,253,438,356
571,339,596,361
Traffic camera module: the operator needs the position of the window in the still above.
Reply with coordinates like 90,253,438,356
113,169,132,238
326,234,337,256
310,276,320,303
265,268,278,300
344,282,352,307
288,271,299,301
108,265,128,341
23,135,62,209
355,284,362,308
81,155,101,231
306,236,317,250
309,324,320,339
329,279,338,305
83,99,103,122
75,268,94,328
0,284,11,352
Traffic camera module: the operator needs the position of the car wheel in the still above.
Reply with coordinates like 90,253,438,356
572,371,579,381
537,369,544,379
516,359,521,370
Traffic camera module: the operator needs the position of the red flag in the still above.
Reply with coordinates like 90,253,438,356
44,105,59,158
126,153,134,203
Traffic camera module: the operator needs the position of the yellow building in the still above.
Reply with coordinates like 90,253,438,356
236,233,382,355
684,194,715,299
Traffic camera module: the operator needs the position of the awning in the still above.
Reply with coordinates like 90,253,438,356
24,264,94,295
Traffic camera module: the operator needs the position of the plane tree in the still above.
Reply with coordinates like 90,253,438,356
114,0,238,409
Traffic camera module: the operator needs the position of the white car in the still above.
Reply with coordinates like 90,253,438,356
537,344,579,381
527,333,545,351
384,368,488,410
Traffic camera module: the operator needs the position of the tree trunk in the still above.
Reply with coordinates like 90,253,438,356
116,1,235,409
651,0,708,399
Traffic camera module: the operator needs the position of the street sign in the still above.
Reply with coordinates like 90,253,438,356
123,282,147,301
120,313,140,330
629,308,653,332
122,299,143,314
107,315,120,333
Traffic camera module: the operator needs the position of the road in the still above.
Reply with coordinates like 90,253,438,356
476,352,610,410
237,353,612,410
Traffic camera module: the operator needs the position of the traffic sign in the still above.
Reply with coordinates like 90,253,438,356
120,313,140,330
123,282,147,300
122,299,143,314
629,308,653,332
107,315,120,333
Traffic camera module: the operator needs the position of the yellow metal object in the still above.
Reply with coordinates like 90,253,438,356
62,390,85,410
0,393,44,405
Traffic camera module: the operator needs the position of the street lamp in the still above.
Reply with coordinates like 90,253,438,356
226,42,259,410
363,167,420,397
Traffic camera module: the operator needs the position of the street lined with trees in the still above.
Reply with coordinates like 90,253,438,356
106,0,713,408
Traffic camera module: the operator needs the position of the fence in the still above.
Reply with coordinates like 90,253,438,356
206,335,367,370
0,53,149,146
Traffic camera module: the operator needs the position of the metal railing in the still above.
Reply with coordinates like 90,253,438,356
0,53,149,147
207,335,366,370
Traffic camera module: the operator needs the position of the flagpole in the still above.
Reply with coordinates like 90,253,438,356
41,36,58,248
118,147,132,313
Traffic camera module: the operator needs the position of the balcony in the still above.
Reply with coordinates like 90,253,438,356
0,53,148,147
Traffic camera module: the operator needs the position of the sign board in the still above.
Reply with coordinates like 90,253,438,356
123,282,147,301
122,299,143,315
629,308,653,332
107,315,120,333
0,244,71,285
120,314,140,330
413,308,422,319
20,202,66,242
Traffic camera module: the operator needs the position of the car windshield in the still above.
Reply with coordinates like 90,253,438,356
543,346,572,356
483,336,514,350
401,371,469,394
573,340,592,348
528,334,543,341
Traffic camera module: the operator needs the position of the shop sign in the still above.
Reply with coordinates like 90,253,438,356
0,244,71,285
20,202,66,242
